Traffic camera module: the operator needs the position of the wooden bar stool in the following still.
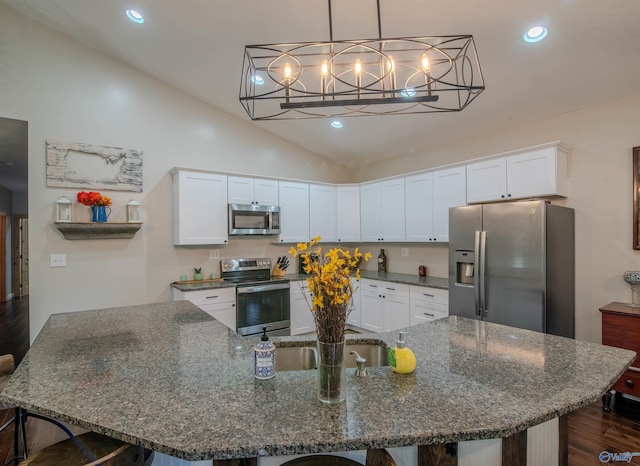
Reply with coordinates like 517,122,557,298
0,354,24,465
280,449,397,466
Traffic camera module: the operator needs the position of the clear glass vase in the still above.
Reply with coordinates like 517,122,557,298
316,340,346,404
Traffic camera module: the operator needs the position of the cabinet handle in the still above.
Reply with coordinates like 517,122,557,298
501,194,505,198
507,194,512,197
626,379,635,388
232,304,236,307
423,293,434,297
370,284,378,288
206,296,219,299
386,287,395,291
423,312,435,317
378,294,382,298
382,295,386,299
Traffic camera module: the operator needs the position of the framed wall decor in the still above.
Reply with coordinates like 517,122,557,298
46,140,143,192
634,146,640,250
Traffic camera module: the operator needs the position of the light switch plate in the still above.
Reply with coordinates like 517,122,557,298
209,250,220,259
50,254,67,267
401,248,409,257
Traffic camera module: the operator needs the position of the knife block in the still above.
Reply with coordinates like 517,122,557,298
271,265,286,277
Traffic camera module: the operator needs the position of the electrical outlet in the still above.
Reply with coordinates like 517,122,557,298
401,248,409,257
50,254,67,267
209,250,220,259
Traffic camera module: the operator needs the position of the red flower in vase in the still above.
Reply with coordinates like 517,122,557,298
77,191,112,207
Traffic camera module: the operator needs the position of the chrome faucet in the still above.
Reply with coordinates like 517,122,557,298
350,350,368,377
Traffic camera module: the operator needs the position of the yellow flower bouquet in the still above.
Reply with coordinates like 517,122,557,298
289,237,371,404
289,236,371,344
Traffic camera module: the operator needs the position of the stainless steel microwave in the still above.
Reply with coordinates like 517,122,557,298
228,204,280,236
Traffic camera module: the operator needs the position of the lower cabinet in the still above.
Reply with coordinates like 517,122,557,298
172,287,237,331
290,280,316,336
409,286,449,325
360,280,410,333
347,278,362,328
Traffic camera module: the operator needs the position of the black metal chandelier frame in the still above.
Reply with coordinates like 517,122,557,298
239,0,485,120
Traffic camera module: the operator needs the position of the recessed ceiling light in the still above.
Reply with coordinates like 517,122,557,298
524,26,547,43
400,88,416,98
126,9,144,24
251,75,264,85
330,120,343,129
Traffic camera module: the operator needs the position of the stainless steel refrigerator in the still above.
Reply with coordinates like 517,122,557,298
448,200,575,338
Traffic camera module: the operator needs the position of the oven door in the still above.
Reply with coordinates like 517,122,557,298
236,282,290,336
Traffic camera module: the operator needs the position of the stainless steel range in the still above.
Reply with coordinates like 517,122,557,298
221,258,290,337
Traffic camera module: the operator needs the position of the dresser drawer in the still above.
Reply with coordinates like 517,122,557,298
611,368,640,398
173,287,236,306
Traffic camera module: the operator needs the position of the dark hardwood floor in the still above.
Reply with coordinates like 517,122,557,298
1,297,640,465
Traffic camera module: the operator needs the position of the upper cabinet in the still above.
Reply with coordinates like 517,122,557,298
228,176,278,205
275,181,309,243
336,185,361,242
405,166,466,243
361,179,406,242
466,143,569,204
309,184,337,243
172,169,228,245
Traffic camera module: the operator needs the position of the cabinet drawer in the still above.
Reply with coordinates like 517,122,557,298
290,280,310,296
611,368,640,398
602,313,640,353
176,287,236,306
362,280,409,296
410,302,448,326
409,286,448,304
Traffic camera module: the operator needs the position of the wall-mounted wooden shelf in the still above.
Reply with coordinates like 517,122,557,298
55,222,142,240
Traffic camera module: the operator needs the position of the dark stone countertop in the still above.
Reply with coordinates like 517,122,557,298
0,301,634,461
171,271,448,292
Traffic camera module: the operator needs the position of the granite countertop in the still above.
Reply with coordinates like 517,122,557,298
0,301,634,461
171,271,448,292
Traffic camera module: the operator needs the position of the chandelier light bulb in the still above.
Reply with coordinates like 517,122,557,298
354,59,363,77
284,63,292,83
387,56,395,73
321,60,329,78
420,53,430,74
320,60,329,98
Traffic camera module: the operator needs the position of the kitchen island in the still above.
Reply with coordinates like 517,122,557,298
0,301,634,466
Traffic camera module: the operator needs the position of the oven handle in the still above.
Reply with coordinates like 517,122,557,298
237,282,290,294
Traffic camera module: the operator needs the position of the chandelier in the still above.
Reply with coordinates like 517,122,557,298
239,0,485,121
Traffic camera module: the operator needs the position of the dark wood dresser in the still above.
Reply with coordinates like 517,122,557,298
600,302,640,411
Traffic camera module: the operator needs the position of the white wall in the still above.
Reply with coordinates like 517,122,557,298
355,95,640,343
0,6,350,341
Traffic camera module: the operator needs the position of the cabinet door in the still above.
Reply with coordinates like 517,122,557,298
227,176,254,205
200,302,237,331
336,185,360,242
380,178,405,242
506,148,560,199
347,278,362,327
360,289,384,332
290,283,315,335
405,173,434,242
309,184,337,243
432,166,466,242
173,171,228,245
360,183,381,242
384,293,410,332
277,181,310,243
253,178,279,205
466,157,507,204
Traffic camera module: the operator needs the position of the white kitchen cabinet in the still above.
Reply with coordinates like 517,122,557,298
228,176,278,205
290,280,316,335
336,185,360,242
409,286,449,326
309,184,337,242
275,181,309,244
432,166,467,242
346,278,362,328
405,167,466,243
360,179,405,242
360,279,410,332
466,144,569,204
405,172,435,242
172,286,236,331
172,169,228,245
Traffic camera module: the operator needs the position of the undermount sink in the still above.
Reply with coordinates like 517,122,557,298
275,342,389,371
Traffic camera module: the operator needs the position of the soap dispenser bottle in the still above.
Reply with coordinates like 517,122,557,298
386,331,416,374
254,327,276,380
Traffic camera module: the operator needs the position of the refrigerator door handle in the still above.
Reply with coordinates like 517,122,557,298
479,230,487,317
474,230,482,316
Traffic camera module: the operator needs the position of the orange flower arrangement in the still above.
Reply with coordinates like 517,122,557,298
77,191,112,207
